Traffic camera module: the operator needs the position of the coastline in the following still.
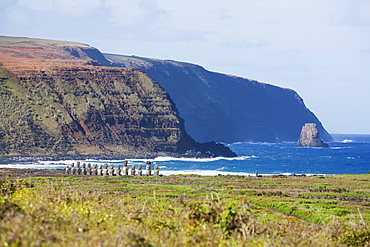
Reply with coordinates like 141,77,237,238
1,135,369,176
0,167,334,179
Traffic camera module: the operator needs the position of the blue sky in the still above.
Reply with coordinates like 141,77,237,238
1,0,370,134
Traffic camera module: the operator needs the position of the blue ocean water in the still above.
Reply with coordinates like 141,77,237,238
1,134,369,175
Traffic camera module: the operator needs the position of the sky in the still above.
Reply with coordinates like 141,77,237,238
1,0,370,134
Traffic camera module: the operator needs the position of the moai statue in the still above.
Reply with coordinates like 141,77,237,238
116,165,121,176
103,164,108,176
97,164,103,176
131,164,136,176
76,162,81,175
154,164,159,176
92,164,97,176
109,164,114,176
71,163,76,175
87,163,92,175
65,164,70,174
146,161,152,176
123,161,129,176
138,164,143,176
82,163,87,175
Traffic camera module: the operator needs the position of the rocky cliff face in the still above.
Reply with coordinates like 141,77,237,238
0,36,235,157
104,54,333,143
297,123,329,147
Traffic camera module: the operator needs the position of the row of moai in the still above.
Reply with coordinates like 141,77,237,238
65,161,159,176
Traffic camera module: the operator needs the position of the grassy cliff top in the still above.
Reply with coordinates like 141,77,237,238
0,36,90,48
105,53,203,68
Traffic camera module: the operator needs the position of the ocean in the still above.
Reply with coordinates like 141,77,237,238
1,134,369,176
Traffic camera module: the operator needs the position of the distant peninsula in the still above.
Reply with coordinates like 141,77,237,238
105,54,333,143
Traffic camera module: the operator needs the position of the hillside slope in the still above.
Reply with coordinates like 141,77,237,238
105,54,332,143
0,36,235,157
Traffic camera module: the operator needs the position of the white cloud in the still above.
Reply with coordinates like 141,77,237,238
220,38,268,49
1,0,370,134
2,5,28,26
341,0,370,26
347,0,370,25
15,0,102,16
54,0,102,17
0,0,15,8
17,0,53,11
103,0,206,42
104,0,145,26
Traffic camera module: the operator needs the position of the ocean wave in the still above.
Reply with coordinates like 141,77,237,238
231,141,277,145
0,164,331,176
342,139,354,143
0,163,66,169
31,155,257,167
150,155,257,162
85,159,125,163
330,147,344,150
38,160,85,165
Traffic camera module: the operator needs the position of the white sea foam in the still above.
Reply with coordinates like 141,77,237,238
215,167,226,171
32,155,258,167
85,159,125,163
0,164,326,176
0,163,267,176
38,160,84,165
1,155,255,170
149,155,257,162
342,139,354,143
0,163,65,169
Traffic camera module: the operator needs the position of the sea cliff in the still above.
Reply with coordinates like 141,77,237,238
0,35,333,158
0,36,235,158
105,54,333,143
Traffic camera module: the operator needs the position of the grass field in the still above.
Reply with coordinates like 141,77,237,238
1,172,370,246
0,36,90,48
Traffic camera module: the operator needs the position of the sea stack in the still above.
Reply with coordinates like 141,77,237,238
297,123,329,148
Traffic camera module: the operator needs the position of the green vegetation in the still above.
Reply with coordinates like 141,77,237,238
0,68,57,155
0,34,192,156
0,36,90,48
1,173,369,246
0,62,183,156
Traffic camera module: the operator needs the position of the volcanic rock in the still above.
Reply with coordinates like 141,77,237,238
297,123,329,148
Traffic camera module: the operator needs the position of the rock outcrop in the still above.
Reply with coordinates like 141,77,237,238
104,54,333,143
0,36,235,158
297,123,329,148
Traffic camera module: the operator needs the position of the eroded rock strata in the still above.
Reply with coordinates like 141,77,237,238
0,36,235,157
